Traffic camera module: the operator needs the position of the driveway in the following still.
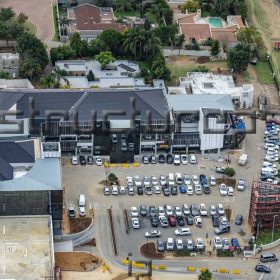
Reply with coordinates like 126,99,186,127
0,0,55,46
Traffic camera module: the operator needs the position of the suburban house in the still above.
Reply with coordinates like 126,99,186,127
177,72,254,109
67,3,127,41
0,88,245,158
0,53,19,78
175,9,245,46
55,60,145,88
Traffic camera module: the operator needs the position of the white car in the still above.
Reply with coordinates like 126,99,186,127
95,156,103,166
182,204,191,215
174,206,183,217
154,185,161,194
210,175,216,186
159,175,167,186
175,227,191,236
210,205,217,216
214,237,223,249
165,205,173,216
145,230,161,238
187,185,193,195
199,203,208,216
265,154,279,162
217,204,225,215
219,184,228,196
183,174,191,185
112,185,119,195
181,154,188,164
194,216,203,227
133,176,142,187
119,186,126,194
237,179,245,191
126,176,134,186
130,206,139,217
174,154,181,165
195,184,202,195
166,237,174,250
150,176,158,186
175,173,183,184
223,238,230,250
192,175,199,186
159,215,168,227
189,154,197,164
227,186,234,196
176,239,184,250
132,217,140,229
220,216,228,225
196,238,204,249
187,239,194,250
143,176,150,187
71,156,78,165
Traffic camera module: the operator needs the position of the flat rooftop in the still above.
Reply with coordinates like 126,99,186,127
0,216,53,279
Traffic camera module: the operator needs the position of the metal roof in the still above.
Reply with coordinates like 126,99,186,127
168,94,234,112
0,158,62,191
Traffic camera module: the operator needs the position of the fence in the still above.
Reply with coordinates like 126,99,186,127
261,238,280,250
163,48,211,57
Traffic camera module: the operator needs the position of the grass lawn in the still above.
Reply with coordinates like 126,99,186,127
114,10,140,18
242,71,251,82
253,61,274,83
256,229,280,246
52,4,60,41
23,21,37,35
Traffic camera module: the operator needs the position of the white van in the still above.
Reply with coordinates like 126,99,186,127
238,154,248,166
264,143,279,150
168,173,175,186
261,167,277,176
79,194,86,217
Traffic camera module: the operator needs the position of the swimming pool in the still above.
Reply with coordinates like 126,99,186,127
209,17,223,28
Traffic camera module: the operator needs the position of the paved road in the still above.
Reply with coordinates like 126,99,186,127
61,119,279,278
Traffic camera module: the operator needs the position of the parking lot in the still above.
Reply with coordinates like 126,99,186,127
62,119,266,260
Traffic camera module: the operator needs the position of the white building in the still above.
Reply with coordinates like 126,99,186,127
0,53,19,78
0,79,34,89
55,60,145,89
179,72,254,109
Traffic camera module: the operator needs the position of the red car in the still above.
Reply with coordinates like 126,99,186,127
168,215,176,227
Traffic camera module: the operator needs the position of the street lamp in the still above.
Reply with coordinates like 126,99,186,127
271,215,278,242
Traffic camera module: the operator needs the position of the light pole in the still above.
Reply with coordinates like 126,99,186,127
271,215,278,242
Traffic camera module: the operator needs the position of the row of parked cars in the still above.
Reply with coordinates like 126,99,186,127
142,154,197,165
129,204,243,235
71,155,103,166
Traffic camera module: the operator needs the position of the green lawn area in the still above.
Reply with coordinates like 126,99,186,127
114,10,140,18
201,10,211,17
23,21,37,35
52,4,60,41
256,229,280,246
242,70,251,82
253,61,274,83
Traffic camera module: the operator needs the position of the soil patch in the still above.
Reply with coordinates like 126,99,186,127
216,178,236,187
99,180,111,186
196,56,210,64
55,252,100,271
81,238,96,247
225,208,232,221
70,217,92,234
140,242,164,259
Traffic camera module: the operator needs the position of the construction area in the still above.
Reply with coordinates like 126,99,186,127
249,181,280,230
0,215,54,280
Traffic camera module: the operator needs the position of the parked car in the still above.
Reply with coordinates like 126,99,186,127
175,227,191,236
128,186,134,195
95,156,103,166
196,238,204,250
132,217,140,229
187,239,194,251
158,154,165,163
130,206,139,217
160,175,167,186
174,154,181,165
189,154,197,164
166,238,174,251
212,215,219,227
143,176,150,187
210,205,217,216
203,184,211,194
150,154,157,164
168,216,177,227
177,216,185,226
223,238,230,250
176,239,184,250
137,186,143,195
157,239,165,252
217,204,225,215
112,185,119,195
194,216,203,227
79,155,87,165
181,154,188,164
68,206,75,218
237,179,246,191
216,166,225,173
179,185,186,194
150,176,158,186
154,185,161,194
182,204,191,216
183,174,191,185
220,216,228,225
145,230,161,238
187,185,193,195
215,224,231,235
219,184,228,196
145,186,153,195
165,205,173,216
214,237,223,249
210,175,216,186
159,215,168,227
174,206,183,217
87,155,94,164
199,203,208,216
133,176,142,187
235,214,243,225
103,186,110,195
255,265,271,273
166,154,173,164
195,185,203,195
227,186,234,196
192,175,199,186
199,174,207,185
186,215,193,225
142,155,149,164
150,217,158,227
140,205,147,216
231,237,240,249
149,206,157,218
119,186,126,195
71,156,78,165
158,206,165,216
175,173,183,184
171,186,178,195
162,185,170,196
190,204,199,216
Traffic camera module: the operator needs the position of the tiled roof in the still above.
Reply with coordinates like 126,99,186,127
176,13,196,24
180,23,211,41
212,28,237,43
74,4,102,29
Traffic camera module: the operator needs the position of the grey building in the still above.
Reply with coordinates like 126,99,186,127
0,53,19,78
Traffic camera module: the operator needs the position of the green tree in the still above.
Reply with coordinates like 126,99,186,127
236,26,263,48
95,51,115,70
199,269,212,280
96,29,124,56
211,39,220,56
108,173,118,182
116,0,132,14
0,7,15,21
227,44,250,73
224,167,236,177
17,12,28,25
151,53,171,80
153,25,177,46
40,73,57,88
50,45,77,64
181,0,200,13
19,59,42,81
0,71,9,79
70,32,83,57
146,0,173,25
16,33,48,69
87,70,95,81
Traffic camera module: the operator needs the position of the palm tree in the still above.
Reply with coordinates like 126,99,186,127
40,74,56,88
59,16,71,36
53,66,70,87
143,30,161,59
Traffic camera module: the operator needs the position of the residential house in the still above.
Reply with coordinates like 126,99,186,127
67,3,127,41
0,53,19,78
